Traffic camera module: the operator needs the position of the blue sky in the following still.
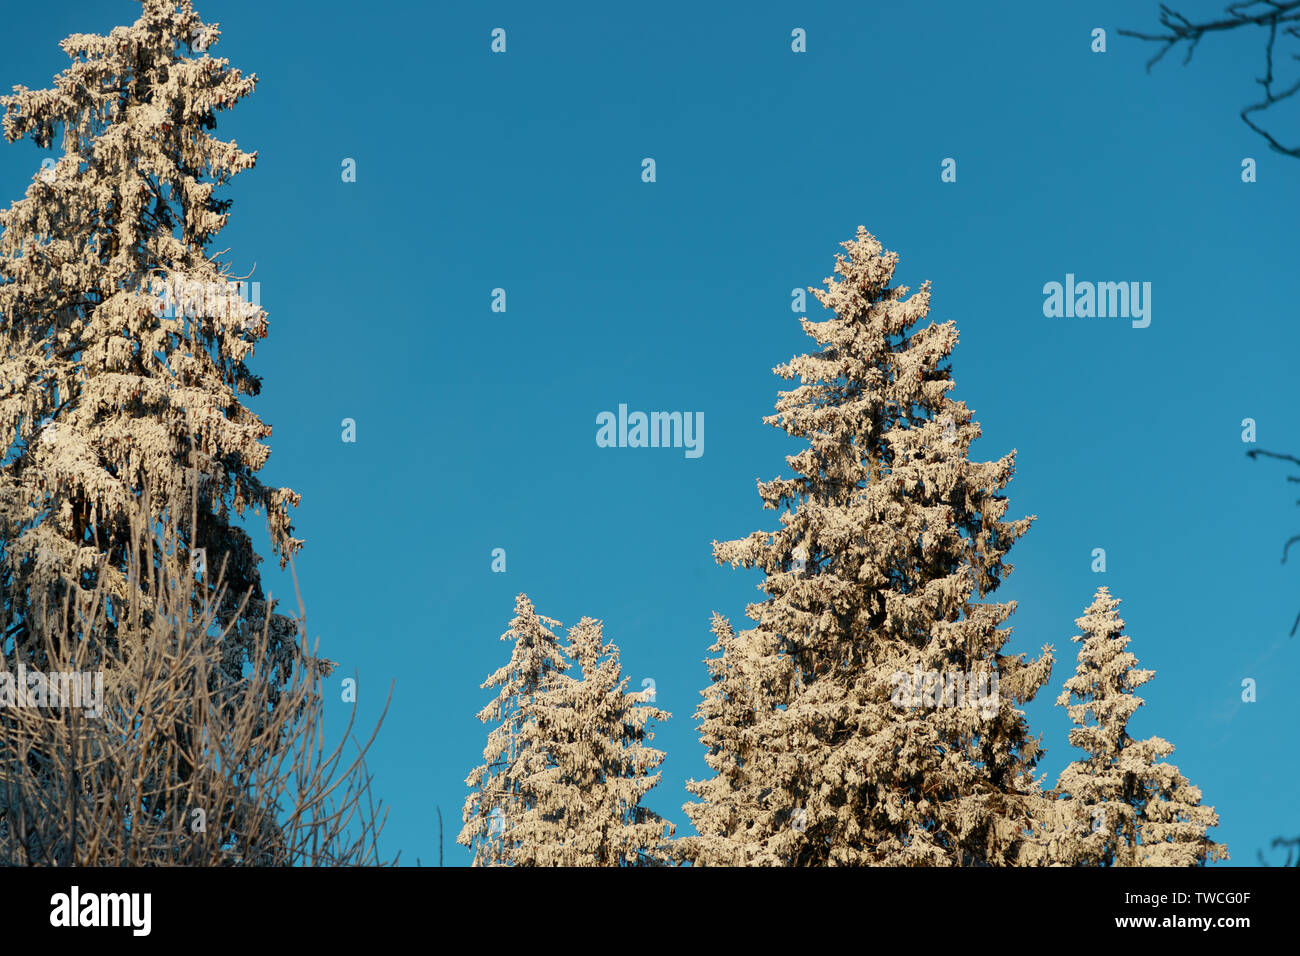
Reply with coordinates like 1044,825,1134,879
2,0,1298,866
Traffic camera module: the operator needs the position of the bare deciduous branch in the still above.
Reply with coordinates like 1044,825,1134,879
0,485,393,866
1121,2,1300,157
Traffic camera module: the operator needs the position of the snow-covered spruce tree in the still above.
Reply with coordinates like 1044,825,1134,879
680,612,786,865
512,616,675,866
683,227,1054,866
0,1,307,689
1050,587,1227,866
459,593,568,866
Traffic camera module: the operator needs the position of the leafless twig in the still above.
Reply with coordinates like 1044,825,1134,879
0,483,394,865
1120,2,1300,157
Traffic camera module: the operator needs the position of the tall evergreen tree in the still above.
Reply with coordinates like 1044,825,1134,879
0,0,305,688
1050,587,1228,866
513,616,675,866
684,227,1054,866
459,593,568,866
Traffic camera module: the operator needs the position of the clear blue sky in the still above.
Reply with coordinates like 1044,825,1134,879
2,0,1297,866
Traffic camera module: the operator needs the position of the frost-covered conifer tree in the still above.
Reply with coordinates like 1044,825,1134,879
1052,587,1227,866
684,227,1054,866
459,594,568,866
0,0,305,686
513,616,674,866
679,613,784,865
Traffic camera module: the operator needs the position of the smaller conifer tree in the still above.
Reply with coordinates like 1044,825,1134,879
1052,587,1227,866
459,594,567,866
513,616,674,866
461,597,673,865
